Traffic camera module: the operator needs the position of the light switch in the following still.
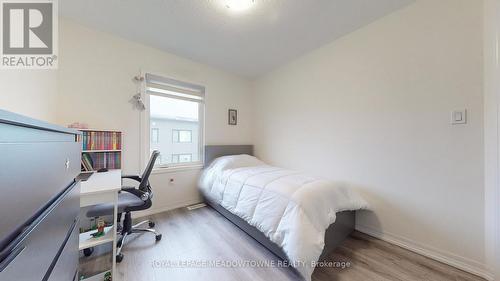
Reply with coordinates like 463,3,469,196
451,109,467,125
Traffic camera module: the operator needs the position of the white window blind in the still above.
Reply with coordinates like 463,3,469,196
146,73,204,103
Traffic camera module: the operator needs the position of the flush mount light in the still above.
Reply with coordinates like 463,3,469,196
225,0,255,12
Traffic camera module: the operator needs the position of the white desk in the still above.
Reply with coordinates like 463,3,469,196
79,170,121,281
80,170,121,206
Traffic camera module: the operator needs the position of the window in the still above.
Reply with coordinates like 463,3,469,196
171,154,192,163
172,129,192,143
144,73,204,168
151,128,160,143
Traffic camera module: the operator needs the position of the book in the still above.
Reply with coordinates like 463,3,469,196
81,131,122,151
79,130,122,171
82,153,94,171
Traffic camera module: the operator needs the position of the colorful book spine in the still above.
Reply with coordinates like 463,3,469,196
80,131,123,151
79,130,122,171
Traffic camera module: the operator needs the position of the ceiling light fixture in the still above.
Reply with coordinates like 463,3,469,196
225,0,255,12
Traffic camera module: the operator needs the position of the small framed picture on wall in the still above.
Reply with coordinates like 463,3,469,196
228,109,237,125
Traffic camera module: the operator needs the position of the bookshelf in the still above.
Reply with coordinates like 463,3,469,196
77,129,122,172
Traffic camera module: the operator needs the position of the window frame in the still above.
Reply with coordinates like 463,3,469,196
140,71,205,171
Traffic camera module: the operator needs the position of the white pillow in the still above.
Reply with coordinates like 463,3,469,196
199,155,264,194
210,154,264,171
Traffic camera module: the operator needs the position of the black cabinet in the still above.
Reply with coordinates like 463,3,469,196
0,110,81,281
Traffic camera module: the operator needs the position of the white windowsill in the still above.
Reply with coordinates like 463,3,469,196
152,164,204,174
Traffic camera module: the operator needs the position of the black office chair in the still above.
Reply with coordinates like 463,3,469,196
86,150,161,262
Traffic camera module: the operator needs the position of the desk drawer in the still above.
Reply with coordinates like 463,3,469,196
0,181,80,281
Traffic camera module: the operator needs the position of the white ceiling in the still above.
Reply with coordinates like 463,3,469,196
60,0,414,78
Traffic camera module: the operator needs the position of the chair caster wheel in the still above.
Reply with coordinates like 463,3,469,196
149,221,155,227
116,253,124,263
155,234,162,241
83,247,94,257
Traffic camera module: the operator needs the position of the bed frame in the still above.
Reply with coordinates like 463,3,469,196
203,145,355,262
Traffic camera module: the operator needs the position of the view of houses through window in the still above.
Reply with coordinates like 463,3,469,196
151,128,160,143
171,153,192,163
146,73,204,168
150,115,199,166
172,129,192,143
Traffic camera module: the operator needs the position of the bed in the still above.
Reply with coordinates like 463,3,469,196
199,145,367,281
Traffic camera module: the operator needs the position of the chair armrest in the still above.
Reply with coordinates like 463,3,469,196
121,187,149,201
121,186,136,192
122,175,142,182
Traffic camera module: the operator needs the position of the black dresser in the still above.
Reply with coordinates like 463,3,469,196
0,109,81,281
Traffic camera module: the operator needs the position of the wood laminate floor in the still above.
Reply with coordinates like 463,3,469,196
115,207,484,281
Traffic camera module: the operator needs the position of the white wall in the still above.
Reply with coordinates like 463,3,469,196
1,4,492,278
253,0,487,277
56,18,254,214
0,70,58,122
483,0,500,279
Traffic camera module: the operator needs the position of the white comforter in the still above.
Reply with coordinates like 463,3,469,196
198,155,368,280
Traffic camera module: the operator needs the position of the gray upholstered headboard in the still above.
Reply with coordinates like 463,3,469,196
204,145,254,167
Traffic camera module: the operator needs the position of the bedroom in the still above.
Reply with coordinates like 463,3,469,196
0,0,499,281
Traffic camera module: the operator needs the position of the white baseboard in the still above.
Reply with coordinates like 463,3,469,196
132,199,203,219
356,224,493,281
